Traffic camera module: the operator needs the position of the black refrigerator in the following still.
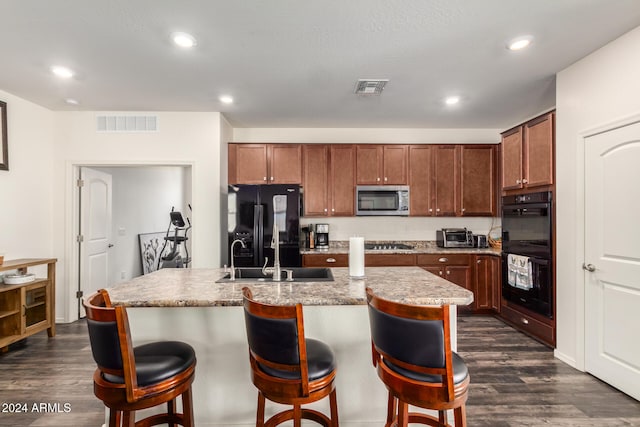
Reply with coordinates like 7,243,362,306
227,184,302,268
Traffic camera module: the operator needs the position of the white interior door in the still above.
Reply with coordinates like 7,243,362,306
584,120,640,400
79,167,113,316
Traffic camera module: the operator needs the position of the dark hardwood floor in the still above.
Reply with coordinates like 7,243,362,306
1,316,639,426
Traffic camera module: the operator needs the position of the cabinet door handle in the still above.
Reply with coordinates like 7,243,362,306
263,177,267,181
326,258,336,263
438,257,448,263
477,259,482,264
324,208,328,212
270,176,274,181
429,208,433,212
331,208,335,212
436,208,441,212
522,178,528,184
384,177,388,182
376,177,381,182
446,270,451,275
461,208,465,212
439,271,443,275
522,318,529,325
516,179,522,184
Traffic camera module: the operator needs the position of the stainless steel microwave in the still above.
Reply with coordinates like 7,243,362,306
356,185,410,216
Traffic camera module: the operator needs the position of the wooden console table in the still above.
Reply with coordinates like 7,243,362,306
0,258,57,351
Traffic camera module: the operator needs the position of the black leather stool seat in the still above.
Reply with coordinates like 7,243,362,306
259,339,336,380
103,341,196,387
384,352,469,385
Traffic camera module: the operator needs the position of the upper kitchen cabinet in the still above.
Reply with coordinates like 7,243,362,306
409,145,433,216
302,144,355,217
460,145,497,216
501,111,555,192
229,143,302,184
432,145,458,216
409,144,497,217
356,145,408,185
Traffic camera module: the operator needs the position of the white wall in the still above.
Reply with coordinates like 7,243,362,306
52,111,223,322
555,25,640,368
0,90,54,272
232,127,501,241
94,166,188,283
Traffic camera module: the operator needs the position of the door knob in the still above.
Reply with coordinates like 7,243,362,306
108,244,114,248
582,263,596,272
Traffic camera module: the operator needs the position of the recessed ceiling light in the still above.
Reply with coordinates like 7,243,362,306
65,98,79,105
445,96,460,105
507,36,533,51
172,32,197,48
51,66,75,79
219,95,234,104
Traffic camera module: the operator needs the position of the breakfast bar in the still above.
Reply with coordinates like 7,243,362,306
106,266,473,427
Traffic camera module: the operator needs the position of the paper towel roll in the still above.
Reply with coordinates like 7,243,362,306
349,237,365,278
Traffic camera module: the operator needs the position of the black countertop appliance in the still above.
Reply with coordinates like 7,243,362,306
227,184,301,268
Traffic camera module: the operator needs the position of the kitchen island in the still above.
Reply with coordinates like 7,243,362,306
106,266,473,427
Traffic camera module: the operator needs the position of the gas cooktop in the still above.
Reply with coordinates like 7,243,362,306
365,243,414,250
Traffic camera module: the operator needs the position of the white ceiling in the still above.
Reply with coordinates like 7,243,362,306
1,0,640,129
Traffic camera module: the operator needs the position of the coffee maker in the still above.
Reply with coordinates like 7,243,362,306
315,224,329,249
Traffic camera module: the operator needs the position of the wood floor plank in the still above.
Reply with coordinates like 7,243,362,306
0,314,638,426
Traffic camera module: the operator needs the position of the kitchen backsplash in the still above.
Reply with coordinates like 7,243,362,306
301,216,500,241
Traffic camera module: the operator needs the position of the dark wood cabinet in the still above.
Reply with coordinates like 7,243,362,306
409,145,433,216
302,144,355,217
302,254,348,267
433,145,458,216
365,254,416,266
356,145,408,185
460,145,497,216
416,253,473,297
474,255,500,312
229,143,302,184
500,301,555,347
501,111,554,192
302,145,329,216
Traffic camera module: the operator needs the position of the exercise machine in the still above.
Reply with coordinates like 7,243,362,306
158,205,192,269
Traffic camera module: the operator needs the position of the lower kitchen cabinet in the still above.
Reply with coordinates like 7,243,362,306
474,255,500,313
365,254,416,266
302,254,348,267
500,301,555,347
417,254,473,311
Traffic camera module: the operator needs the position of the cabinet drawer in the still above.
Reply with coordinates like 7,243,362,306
416,254,470,266
302,254,348,267
365,254,416,267
500,302,555,347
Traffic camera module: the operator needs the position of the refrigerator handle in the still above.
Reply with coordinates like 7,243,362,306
254,204,264,264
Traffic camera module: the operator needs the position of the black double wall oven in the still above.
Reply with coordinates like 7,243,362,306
501,191,553,318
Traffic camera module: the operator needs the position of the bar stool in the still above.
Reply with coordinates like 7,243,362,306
83,289,196,427
365,287,469,427
241,286,339,427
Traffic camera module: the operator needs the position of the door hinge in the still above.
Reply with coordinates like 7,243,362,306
76,235,84,243
76,290,83,299
77,179,84,187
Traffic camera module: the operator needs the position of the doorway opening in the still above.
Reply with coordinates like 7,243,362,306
73,164,192,318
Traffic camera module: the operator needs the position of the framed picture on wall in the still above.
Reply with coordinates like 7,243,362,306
0,100,7,171
138,232,170,274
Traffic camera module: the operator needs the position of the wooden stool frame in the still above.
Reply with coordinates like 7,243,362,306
84,289,195,427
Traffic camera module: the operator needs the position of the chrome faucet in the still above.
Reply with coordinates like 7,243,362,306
229,239,246,281
261,224,282,281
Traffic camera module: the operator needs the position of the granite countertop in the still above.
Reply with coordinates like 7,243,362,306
300,240,501,255
106,267,474,308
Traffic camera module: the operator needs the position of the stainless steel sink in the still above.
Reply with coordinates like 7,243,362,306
216,267,334,283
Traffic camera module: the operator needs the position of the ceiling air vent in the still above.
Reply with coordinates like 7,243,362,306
96,115,158,133
354,79,389,95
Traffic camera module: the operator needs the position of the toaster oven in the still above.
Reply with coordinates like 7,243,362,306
436,228,474,248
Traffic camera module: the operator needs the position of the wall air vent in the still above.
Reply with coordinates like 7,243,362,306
354,79,389,95
96,115,158,132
